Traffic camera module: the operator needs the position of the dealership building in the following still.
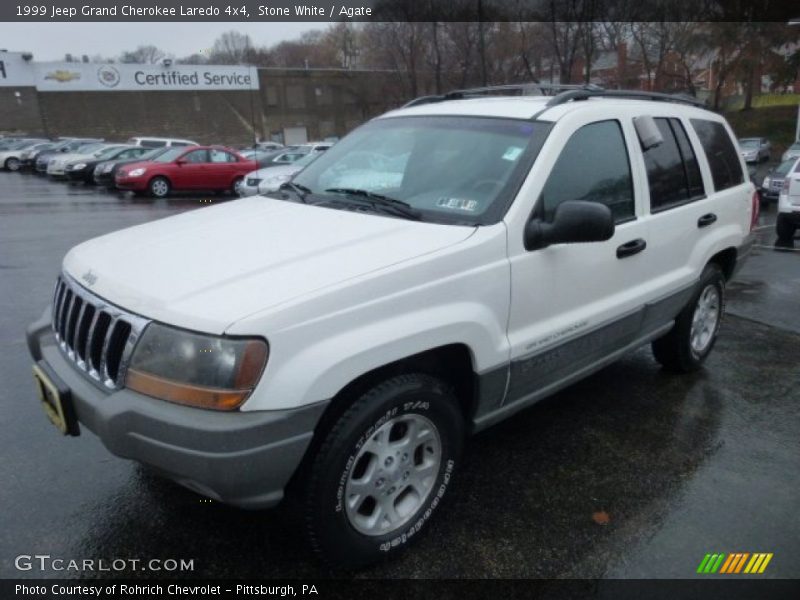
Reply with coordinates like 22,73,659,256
0,50,400,145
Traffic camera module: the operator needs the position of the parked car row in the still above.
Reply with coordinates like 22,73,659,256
2,134,334,199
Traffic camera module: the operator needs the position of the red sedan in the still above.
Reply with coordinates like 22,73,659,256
115,146,257,198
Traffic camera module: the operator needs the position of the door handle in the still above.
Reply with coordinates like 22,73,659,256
616,238,647,259
697,213,717,228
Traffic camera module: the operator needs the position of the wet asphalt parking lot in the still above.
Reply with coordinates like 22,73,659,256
0,169,798,580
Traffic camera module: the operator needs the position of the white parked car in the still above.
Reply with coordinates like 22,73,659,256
46,143,110,177
27,86,756,568
125,136,198,148
0,139,48,170
776,155,800,242
239,152,319,197
737,137,770,163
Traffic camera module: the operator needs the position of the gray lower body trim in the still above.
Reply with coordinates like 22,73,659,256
26,308,327,509
472,282,697,432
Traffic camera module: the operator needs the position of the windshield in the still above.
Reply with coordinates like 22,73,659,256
292,116,544,224
739,139,759,148
75,143,104,154
790,142,800,151
93,146,124,158
152,148,185,163
773,160,795,177
293,153,318,168
134,147,168,161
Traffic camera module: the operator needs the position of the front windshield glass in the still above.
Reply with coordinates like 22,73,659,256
292,116,543,224
293,153,318,168
774,160,795,177
134,148,168,161
76,143,103,154
739,139,759,148
93,146,124,158
152,148,185,163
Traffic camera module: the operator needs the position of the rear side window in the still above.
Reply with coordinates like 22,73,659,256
540,120,635,223
690,119,744,191
643,118,705,212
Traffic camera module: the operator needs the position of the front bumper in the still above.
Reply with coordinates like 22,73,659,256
759,187,780,202
777,210,800,225
26,308,326,509
115,176,147,191
66,169,92,182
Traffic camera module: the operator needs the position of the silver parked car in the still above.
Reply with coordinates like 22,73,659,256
738,137,771,163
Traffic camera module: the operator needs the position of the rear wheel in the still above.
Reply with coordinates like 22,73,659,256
776,214,796,243
5,157,20,171
148,176,170,198
652,264,725,372
302,373,464,568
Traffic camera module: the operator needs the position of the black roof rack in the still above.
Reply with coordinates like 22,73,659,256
545,88,706,108
402,83,705,109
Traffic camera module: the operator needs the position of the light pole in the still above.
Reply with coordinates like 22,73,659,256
791,18,800,141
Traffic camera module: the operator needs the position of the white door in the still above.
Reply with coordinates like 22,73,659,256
504,116,654,403
643,116,750,299
283,127,308,146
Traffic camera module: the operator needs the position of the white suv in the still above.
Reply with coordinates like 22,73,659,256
27,86,756,568
776,155,800,242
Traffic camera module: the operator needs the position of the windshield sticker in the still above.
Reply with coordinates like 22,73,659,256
502,146,524,161
436,197,478,212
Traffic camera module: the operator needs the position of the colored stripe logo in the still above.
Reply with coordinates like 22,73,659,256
697,553,773,574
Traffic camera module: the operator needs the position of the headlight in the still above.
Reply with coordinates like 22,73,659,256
259,174,290,192
125,322,268,411
763,177,771,188
72,163,86,170
129,168,146,177
103,163,114,172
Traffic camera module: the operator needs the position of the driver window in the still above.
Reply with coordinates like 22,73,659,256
540,120,634,223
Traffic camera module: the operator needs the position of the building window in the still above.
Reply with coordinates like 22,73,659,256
286,85,306,109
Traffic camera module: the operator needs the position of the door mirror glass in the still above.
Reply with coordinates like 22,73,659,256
525,200,615,250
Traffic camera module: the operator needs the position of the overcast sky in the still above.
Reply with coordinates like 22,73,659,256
0,22,327,61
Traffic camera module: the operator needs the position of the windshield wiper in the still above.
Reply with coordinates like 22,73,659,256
323,188,421,220
278,181,312,203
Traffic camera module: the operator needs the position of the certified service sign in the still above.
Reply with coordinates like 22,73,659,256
35,62,259,92
97,65,120,88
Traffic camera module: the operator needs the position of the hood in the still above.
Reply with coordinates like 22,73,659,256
50,152,95,164
116,160,153,174
63,197,476,334
259,164,302,180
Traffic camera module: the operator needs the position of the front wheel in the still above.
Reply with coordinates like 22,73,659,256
302,373,465,569
148,176,170,198
5,157,20,171
776,214,796,243
652,264,725,372
230,176,244,196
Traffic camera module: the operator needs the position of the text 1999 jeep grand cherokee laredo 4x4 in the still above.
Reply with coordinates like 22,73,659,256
27,86,757,568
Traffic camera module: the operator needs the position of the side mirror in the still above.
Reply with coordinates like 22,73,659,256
524,201,615,251
175,158,186,165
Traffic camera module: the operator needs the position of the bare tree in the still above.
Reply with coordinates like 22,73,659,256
119,45,166,64
210,31,253,65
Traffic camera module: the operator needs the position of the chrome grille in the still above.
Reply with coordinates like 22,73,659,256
51,275,150,389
